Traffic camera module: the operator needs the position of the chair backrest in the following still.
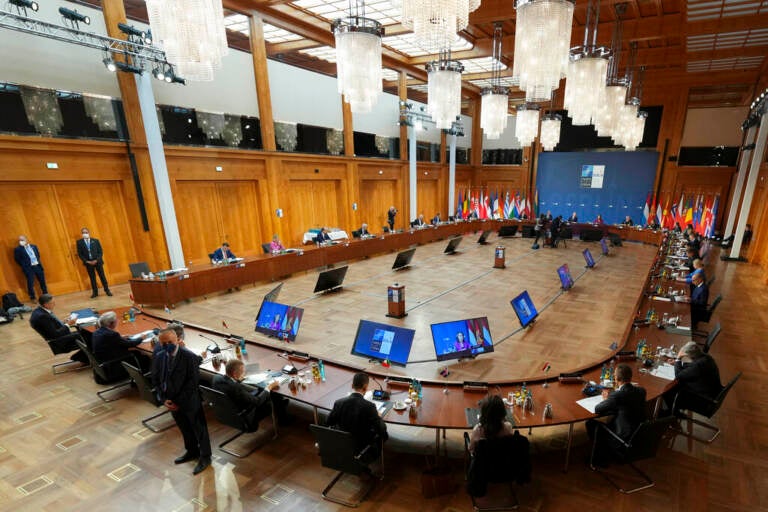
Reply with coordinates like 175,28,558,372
703,322,721,353
707,371,742,417
471,432,531,485
122,361,160,406
623,416,677,462
352,229,361,238
705,276,716,288
707,294,722,315
129,262,151,278
200,385,250,431
74,338,112,382
309,424,368,476
261,243,271,254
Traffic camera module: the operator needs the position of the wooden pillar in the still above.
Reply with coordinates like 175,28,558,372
101,0,169,270
342,99,355,157
399,71,408,161
249,15,276,151
440,130,447,165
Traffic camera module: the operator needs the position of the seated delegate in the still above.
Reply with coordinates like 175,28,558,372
212,359,287,427
29,294,88,363
468,394,515,453
92,311,151,382
411,214,427,228
622,215,634,226
353,223,372,238
211,242,236,262
314,227,332,244
269,234,285,253
664,341,722,415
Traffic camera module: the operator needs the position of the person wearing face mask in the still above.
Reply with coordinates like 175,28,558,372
212,358,285,429
76,227,111,298
151,324,212,475
14,235,48,301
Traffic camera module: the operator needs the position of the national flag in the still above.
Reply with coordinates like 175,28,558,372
492,190,500,219
695,195,705,235
707,195,719,237
684,196,694,227
674,192,685,227
503,191,511,219
457,190,463,219
534,189,539,218
542,362,551,373
222,320,229,330
472,193,480,218
662,195,674,229
648,194,657,226
523,195,531,219
642,193,651,224
513,192,521,219
656,195,663,226
463,189,470,219
484,192,491,219
381,359,390,368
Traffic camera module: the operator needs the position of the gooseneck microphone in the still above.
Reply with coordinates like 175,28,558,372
199,334,222,353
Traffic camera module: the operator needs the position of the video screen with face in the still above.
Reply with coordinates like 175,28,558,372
255,301,304,341
430,317,494,362
510,290,538,328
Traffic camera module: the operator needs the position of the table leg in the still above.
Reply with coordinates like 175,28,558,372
563,423,574,473
652,396,662,418
313,406,319,425
435,429,440,458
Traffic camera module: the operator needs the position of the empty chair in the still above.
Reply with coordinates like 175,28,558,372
199,385,277,457
128,262,150,278
693,294,722,338
464,430,531,511
705,276,715,288
74,339,134,402
700,322,721,354
121,361,173,433
672,371,742,443
589,416,676,494
309,423,383,507
261,243,271,254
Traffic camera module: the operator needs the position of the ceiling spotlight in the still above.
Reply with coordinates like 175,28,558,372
59,7,90,27
9,0,39,15
115,61,143,74
118,23,152,45
152,67,166,81
169,74,186,85
102,57,117,72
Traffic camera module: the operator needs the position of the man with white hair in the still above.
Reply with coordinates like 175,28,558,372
665,341,723,415
91,310,148,382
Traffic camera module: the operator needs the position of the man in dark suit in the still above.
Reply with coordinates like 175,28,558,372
14,235,48,301
411,214,426,228
314,227,332,244
327,373,388,465
212,358,284,428
664,341,722,414
690,272,709,329
387,206,397,231
76,227,111,298
586,364,647,466
151,325,212,475
352,223,372,239
431,213,442,225
211,242,236,262
91,311,149,382
29,294,88,363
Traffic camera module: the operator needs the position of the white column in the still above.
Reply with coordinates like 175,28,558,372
448,133,457,218
730,113,768,259
135,74,185,268
723,125,756,238
409,125,417,223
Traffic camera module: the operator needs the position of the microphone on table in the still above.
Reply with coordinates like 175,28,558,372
369,375,390,400
199,334,221,353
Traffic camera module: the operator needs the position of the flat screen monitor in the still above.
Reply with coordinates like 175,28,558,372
263,282,283,303
129,262,150,278
444,236,463,254
430,317,494,362
254,300,304,341
477,230,492,244
583,248,596,268
350,320,415,367
557,263,574,290
313,266,348,293
392,248,416,270
510,290,538,328
600,238,609,255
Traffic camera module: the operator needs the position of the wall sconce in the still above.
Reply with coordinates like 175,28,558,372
352,202,358,211
275,209,283,218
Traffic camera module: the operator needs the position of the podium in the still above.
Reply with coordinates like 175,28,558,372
386,283,407,318
494,246,506,269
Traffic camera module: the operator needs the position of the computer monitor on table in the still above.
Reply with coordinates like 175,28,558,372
557,264,574,290
313,266,349,293
600,238,609,255
263,282,283,303
510,290,538,328
477,230,492,245
350,320,415,367
444,236,463,254
254,300,304,341
129,262,150,278
583,248,596,268
430,316,494,362
392,248,416,270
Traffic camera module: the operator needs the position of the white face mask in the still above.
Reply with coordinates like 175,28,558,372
82,233,90,239
19,240,27,246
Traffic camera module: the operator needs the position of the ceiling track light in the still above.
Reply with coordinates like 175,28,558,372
59,7,90,28
115,61,143,74
9,0,39,15
152,66,166,81
102,57,117,72
118,22,152,45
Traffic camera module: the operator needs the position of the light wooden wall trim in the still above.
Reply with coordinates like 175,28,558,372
249,14,277,152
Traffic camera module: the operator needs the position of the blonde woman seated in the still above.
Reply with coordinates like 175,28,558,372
269,234,285,254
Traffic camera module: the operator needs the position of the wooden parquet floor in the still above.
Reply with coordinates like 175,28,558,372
1,238,766,511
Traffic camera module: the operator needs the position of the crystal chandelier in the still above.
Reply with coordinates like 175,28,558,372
613,64,646,150
20,86,63,135
540,113,561,151
146,0,228,82
480,24,508,140
333,1,384,114
83,95,117,132
427,50,464,129
594,3,627,138
564,0,609,126
515,104,540,146
512,0,574,102
402,0,481,51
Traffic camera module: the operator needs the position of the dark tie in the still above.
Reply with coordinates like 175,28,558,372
161,352,170,393
86,239,92,259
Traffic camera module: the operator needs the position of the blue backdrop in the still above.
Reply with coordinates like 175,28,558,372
537,151,659,225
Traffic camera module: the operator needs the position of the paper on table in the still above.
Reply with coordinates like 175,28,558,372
576,395,604,414
651,363,676,380
652,296,672,302
75,316,98,325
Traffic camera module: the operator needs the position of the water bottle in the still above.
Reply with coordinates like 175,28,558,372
318,360,326,381
239,338,247,355
417,380,423,400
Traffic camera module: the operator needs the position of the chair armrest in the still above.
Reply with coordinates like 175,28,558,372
595,421,630,448
96,353,139,370
464,431,471,452
354,434,380,461
671,390,717,411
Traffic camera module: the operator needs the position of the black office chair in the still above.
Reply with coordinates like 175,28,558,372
30,325,91,375
352,229,362,239
129,262,151,278
672,371,741,443
464,431,530,511
589,416,676,494
693,294,722,337
261,243,271,254
698,322,721,354
382,226,389,233
199,385,277,458
121,361,174,433
74,339,134,402
309,424,383,507
705,276,715,288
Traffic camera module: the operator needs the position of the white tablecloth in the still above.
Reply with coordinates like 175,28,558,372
302,230,349,244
